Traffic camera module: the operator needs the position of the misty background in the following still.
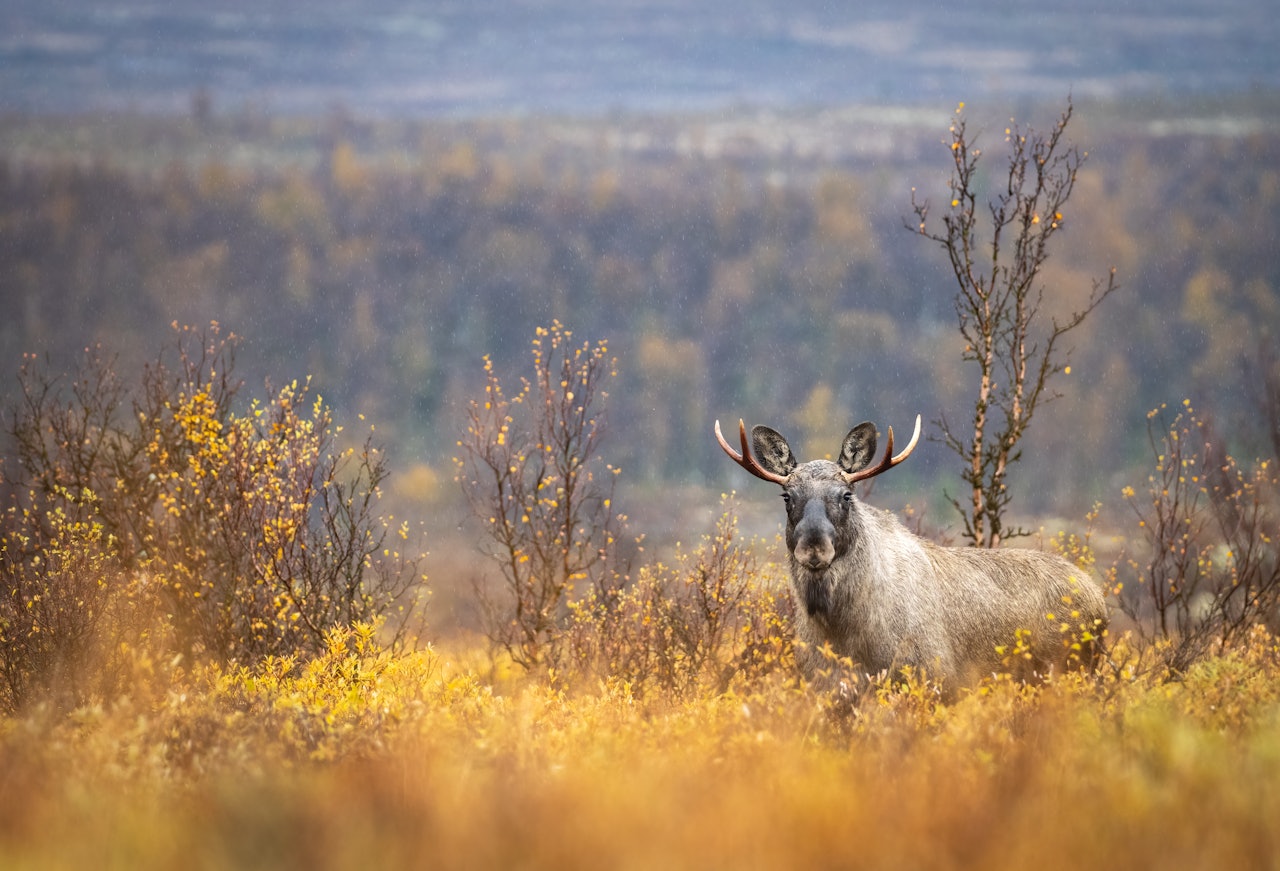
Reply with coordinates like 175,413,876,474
2,0,1279,612
4,0,1278,115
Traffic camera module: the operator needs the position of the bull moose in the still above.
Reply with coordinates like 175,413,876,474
715,415,1107,694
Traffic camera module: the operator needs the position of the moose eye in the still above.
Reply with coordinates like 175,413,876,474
780,492,792,505
841,491,855,504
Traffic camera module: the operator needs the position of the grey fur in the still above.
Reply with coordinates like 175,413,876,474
742,425,1108,694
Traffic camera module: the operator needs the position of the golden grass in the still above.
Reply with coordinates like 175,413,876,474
2,626,1279,871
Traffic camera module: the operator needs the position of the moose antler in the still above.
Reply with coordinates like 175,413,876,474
843,414,922,484
714,419,791,485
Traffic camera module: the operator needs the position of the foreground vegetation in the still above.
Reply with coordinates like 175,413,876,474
4,314,1279,867
2,624,1279,870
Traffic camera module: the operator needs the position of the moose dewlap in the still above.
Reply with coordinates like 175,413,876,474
715,415,1107,692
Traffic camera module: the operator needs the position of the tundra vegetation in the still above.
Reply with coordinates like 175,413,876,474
3,320,1279,870
3,99,1280,868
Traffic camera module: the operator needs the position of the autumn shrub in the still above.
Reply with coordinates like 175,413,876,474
1114,400,1280,674
0,485,127,711
563,498,794,698
454,321,630,670
164,622,443,768
0,324,424,712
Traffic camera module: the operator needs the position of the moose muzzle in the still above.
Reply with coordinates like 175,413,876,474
791,499,837,571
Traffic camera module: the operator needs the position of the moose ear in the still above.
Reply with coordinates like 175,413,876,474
838,422,877,474
751,426,798,477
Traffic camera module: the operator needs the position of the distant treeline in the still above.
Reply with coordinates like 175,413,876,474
1,109,1277,521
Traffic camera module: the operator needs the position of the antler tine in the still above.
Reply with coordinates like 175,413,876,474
714,418,791,485
844,414,922,485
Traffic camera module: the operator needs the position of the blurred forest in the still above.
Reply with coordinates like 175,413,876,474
2,98,1278,540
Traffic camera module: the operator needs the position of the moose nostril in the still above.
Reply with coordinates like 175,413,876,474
796,546,831,570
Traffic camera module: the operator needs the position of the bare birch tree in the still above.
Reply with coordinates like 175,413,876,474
910,99,1119,547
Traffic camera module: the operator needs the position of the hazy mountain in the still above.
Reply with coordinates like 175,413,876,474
3,0,1277,117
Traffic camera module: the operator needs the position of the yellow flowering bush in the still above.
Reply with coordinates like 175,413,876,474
0,324,424,712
